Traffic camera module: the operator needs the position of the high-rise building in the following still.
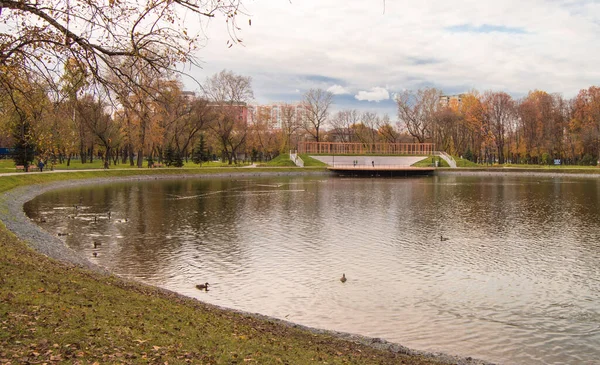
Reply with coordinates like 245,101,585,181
439,94,466,107
248,102,307,129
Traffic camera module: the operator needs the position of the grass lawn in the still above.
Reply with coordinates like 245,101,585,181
262,154,297,167
299,154,328,167
0,169,447,365
453,157,479,167
411,156,450,168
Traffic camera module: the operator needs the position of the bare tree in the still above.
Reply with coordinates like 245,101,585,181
302,88,333,142
202,70,253,164
330,109,359,142
483,91,515,164
280,104,302,151
171,98,213,161
396,88,442,143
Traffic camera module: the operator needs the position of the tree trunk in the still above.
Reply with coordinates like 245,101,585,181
80,143,87,164
129,144,135,166
104,146,111,169
137,149,143,168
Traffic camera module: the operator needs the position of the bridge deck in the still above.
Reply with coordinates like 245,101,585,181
328,165,435,177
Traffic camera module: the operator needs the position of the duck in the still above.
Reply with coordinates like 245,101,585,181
93,241,101,248
92,252,98,257
440,235,449,241
196,282,209,291
340,273,347,283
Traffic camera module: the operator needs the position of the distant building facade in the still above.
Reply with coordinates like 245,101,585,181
439,93,466,107
248,103,307,129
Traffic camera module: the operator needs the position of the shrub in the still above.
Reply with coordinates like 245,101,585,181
580,154,597,166
541,153,552,165
463,148,473,162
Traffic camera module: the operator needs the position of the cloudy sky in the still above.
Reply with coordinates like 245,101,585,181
184,0,600,117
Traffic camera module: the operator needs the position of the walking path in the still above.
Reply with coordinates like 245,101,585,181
0,168,140,177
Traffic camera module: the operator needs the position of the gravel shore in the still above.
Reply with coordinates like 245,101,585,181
1,170,495,365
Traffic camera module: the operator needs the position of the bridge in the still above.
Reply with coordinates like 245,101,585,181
294,142,455,176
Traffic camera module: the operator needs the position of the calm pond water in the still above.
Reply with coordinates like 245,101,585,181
24,175,600,364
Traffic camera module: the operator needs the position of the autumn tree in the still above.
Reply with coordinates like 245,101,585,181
457,92,485,161
77,94,119,169
112,63,170,167
377,115,400,143
571,86,600,163
0,0,246,95
60,58,90,163
247,105,280,160
482,91,515,164
434,106,460,156
0,72,51,170
302,88,333,142
151,79,190,161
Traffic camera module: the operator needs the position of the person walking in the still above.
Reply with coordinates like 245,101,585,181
38,160,45,172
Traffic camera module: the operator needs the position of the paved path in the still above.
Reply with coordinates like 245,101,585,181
0,168,140,177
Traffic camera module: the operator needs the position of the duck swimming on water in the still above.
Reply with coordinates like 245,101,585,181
440,235,449,241
340,274,347,283
196,282,209,291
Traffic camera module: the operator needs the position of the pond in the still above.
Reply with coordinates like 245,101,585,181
24,174,600,364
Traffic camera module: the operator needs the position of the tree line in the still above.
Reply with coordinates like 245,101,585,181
2,67,298,169
396,87,600,165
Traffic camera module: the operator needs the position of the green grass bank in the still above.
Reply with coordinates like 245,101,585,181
0,167,456,365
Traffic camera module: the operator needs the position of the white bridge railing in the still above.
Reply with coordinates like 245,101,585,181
435,151,457,168
290,150,304,167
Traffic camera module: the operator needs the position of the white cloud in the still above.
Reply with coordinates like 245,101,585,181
185,0,600,111
355,87,390,102
327,84,350,95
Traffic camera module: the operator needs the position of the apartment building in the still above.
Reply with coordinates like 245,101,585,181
439,93,466,107
248,103,307,129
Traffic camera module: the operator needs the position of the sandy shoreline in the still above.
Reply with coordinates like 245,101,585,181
0,169,511,365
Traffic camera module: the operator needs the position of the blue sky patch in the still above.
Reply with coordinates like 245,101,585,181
446,24,528,34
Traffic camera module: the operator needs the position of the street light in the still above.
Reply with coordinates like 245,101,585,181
332,143,335,167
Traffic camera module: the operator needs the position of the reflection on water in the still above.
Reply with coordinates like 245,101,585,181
24,175,600,364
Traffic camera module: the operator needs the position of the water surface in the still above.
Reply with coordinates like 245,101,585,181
24,175,600,364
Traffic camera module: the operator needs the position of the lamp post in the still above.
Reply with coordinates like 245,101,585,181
332,142,335,167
